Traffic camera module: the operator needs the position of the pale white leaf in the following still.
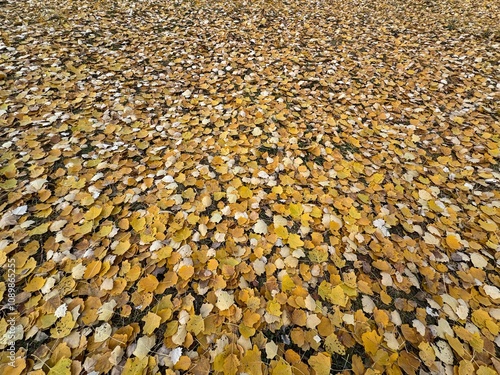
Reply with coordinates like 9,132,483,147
54,303,68,318
265,341,278,359
362,295,375,313
432,341,454,365
169,348,182,365
133,336,156,359
253,219,268,234
94,323,112,342
470,253,488,269
11,205,27,215
484,285,500,300
215,290,234,311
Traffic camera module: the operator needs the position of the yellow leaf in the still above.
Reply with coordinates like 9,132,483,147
275,225,289,239
289,203,303,219
418,342,436,367
477,366,497,375
83,260,102,279
2,358,26,375
308,247,328,263
318,281,332,301
343,271,357,289
352,162,364,173
39,314,58,329
0,163,16,178
488,148,499,157
329,285,347,307
24,276,46,292
308,352,331,375
371,173,384,184
214,353,227,373
276,112,286,121
308,207,321,219
173,227,192,242
80,193,94,206
75,220,93,235
267,300,282,316
187,314,205,335
445,234,462,250
241,346,263,375
238,186,253,199
469,332,484,353
472,309,491,327
329,216,343,231
29,222,50,236
373,309,389,327
113,240,131,255
130,217,146,232
325,334,346,355
156,246,173,260
445,334,466,359
138,274,159,293
142,312,161,335
223,353,240,375
357,193,370,203
187,213,200,225
50,312,75,339
362,330,382,356
178,265,194,280
239,324,256,338
47,358,72,375
479,220,498,232
458,360,475,375
428,200,444,212
480,205,497,215
122,357,148,375
0,179,17,189
288,234,304,249
271,358,292,375
281,274,295,292
97,224,113,237
84,206,103,221
348,206,361,219
243,311,261,326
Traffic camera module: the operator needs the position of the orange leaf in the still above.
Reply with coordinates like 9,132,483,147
138,274,159,293
445,234,462,250
178,265,194,280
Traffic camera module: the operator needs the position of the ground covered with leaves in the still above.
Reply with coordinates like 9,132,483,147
0,0,499,374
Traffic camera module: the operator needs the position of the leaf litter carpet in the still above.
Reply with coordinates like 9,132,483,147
0,0,499,374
